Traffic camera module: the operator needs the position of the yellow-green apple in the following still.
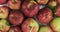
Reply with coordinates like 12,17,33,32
0,6,9,18
0,19,10,32
21,18,39,32
39,26,53,32
50,17,60,32
48,1,57,10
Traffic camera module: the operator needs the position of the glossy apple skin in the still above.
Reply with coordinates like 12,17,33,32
8,0,21,10
0,0,6,4
0,6,9,18
39,26,53,32
22,1,39,17
37,8,53,25
36,0,49,5
9,11,24,26
22,18,39,32
9,26,21,32
0,19,10,32
50,17,60,32
55,5,60,17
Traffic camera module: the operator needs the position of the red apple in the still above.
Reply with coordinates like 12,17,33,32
0,6,9,18
8,0,21,10
55,5,60,17
22,0,39,17
57,0,60,4
36,0,49,5
22,18,39,32
37,8,53,25
0,0,7,4
9,11,24,26
9,26,21,32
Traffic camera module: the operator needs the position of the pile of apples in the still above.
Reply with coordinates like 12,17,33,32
0,0,60,32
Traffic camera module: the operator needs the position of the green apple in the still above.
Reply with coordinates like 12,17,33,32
50,17,60,32
0,19,10,32
22,18,39,32
39,26,53,32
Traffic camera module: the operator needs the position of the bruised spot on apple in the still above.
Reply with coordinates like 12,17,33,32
9,11,24,26
36,0,49,5
22,1,39,17
8,0,21,10
9,26,21,32
22,18,39,32
55,5,60,17
0,6,9,18
39,26,53,32
50,17,60,32
37,8,53,25
0,0,7,4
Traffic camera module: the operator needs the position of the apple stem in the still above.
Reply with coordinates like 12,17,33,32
13,16,17,20
14,0,17,3
29,26,32,29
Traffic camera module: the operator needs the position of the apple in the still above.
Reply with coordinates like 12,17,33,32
48,1,57,10
57,0,60,4
39,26,53,32
9,11,24,26
0,19,10,32
48,1,57,7
22,0,39,17
0,0,7,4
36,0,49,5
9,26,21,32
8,0,21,10
37,8,53,25
21,18,39,32
55,5,60,17
0,6,9,18
50,17,60,32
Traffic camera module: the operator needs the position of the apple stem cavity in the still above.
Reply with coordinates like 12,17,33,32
12,16,17,20
0,10,4,13
29,4,35,10
29,26,32,30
